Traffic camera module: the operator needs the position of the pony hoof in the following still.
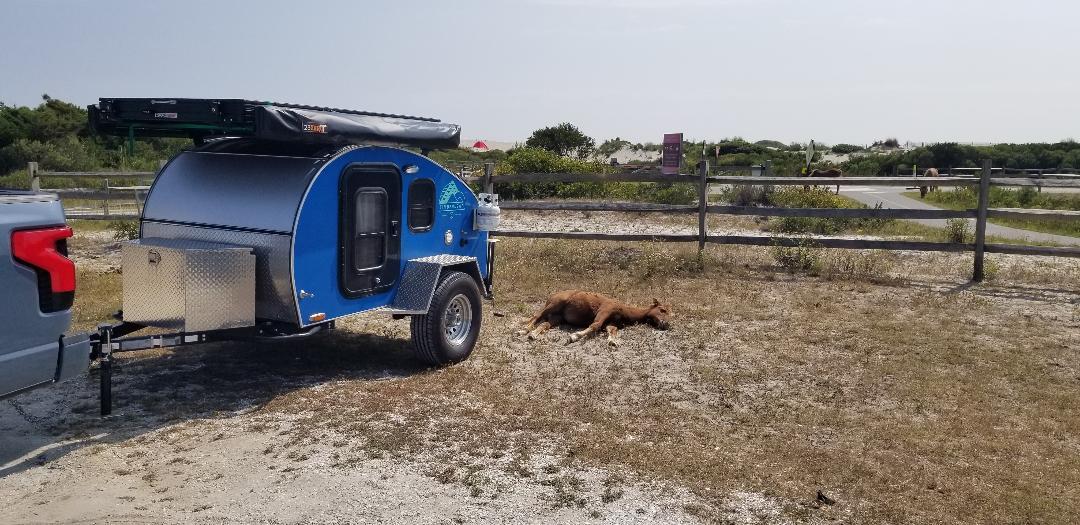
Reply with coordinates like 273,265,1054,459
608,339,619,347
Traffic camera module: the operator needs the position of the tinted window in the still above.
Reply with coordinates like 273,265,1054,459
353,189,387,270
408,179,435,231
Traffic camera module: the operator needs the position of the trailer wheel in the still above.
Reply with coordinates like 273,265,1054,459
411,271,482,366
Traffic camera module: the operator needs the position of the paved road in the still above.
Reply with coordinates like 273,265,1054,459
840,186,1080,246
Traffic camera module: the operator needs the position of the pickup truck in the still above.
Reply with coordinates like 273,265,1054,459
0,190,90,399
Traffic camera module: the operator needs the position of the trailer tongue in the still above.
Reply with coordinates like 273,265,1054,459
87,98,498,416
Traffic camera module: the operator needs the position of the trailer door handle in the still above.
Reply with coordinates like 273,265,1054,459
390,220,400,237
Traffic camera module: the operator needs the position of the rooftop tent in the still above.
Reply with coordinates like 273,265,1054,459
88,98,461,150
472,140,489,151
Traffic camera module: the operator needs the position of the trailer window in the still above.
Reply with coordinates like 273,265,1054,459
353,189,387,270
408,179,435,231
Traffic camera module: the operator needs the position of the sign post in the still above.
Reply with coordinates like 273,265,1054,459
803,140,815,175
662,133,683,175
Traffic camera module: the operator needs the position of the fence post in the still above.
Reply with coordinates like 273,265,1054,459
483,162,494,194
764,159,772,177
28,162,40,191
103,178,110,217
698,159,708,253
972,159,991,282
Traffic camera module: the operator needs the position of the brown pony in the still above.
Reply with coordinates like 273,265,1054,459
919,168,939,198
523,290,671,345
805,167,843,194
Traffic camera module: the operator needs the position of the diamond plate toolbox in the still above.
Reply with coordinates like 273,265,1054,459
122,238,256,332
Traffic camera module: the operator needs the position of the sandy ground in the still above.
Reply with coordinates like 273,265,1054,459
2,212,1078,524
498,209,887,242
67,229,122,273
0,317,721,524
0,218,795,525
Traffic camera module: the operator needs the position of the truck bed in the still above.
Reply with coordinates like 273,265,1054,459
0,190,59,204
0,190,87,399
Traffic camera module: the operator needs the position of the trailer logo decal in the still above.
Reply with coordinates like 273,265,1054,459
154,112,178,119
302,122,328,134
439,183,466,219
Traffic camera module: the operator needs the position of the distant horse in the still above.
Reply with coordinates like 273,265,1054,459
805,168,843,194
919,168,939,198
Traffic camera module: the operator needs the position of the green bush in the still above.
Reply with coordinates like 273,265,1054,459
108,220,139,241
840,140,1080,176
1,97,190,186
831,144,863,155
491,147,695,204
924,186,1080,211
944,218,971,243
766,188,893,235
719,185,775,206
771,240,821,273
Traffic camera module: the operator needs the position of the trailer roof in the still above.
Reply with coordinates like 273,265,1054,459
89,98,461,150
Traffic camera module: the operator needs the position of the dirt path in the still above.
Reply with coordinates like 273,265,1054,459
0,314,756,525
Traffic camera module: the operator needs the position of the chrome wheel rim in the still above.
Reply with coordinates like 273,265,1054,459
442,294,473,347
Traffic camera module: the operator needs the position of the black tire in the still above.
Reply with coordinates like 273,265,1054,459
410,271,482,366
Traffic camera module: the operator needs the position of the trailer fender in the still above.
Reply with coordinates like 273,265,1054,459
440,261,486,300
384,255,483,315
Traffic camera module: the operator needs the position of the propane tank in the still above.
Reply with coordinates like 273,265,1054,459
473,193,501,231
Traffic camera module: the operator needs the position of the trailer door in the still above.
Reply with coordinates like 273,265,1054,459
339,164,401,298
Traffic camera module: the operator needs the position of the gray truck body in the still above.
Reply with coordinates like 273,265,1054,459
0,190,90,399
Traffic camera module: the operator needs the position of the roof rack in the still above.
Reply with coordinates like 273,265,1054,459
88,98,460,150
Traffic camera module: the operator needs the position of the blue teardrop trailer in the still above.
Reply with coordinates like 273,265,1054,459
86,99,500,414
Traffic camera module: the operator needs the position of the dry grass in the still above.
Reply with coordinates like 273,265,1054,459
49,223,1080,523
71,268,121,331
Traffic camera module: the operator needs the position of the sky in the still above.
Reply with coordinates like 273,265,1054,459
1,0,1078,145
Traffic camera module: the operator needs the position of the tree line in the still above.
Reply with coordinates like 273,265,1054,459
3,97,1078,187
0,95,187,180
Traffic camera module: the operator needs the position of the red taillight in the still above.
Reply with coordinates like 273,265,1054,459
12,226,75,293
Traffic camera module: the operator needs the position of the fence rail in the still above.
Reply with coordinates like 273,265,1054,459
470,171,1080,188
481,160,1080,281
27,161,157,218
37,171,157,178
500,200,978,219
29,160,1080,280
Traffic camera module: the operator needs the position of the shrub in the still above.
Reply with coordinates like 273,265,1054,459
820,250,897,283
981,257,1000,281
720,185,775,206
524,123,595,158
831,144,863,155
944,218,971,243
771,240,821,273
491,147,695,204
1016,186,1038,208
765,188,894,235
108,220,139,241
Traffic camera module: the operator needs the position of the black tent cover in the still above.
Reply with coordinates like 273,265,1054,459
89,98,461,150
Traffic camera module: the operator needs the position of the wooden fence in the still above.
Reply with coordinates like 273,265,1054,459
468,160,1080,282
27,161,157,220
29,160,1080,282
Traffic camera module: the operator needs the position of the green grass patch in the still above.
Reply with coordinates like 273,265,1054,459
914,186,1080,211
904,189,1080,238
764,188,894,235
